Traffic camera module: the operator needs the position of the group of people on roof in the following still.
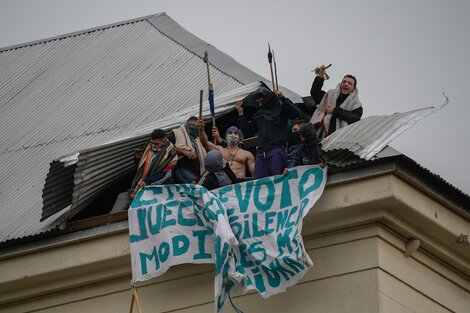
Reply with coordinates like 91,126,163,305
110,67,363,213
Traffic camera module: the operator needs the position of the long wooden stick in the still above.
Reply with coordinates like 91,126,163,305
133,288,143,313
269,63,275,90
209,84,216,143
199,89,203,119
272,49,279,90
204,51,216,130
267,43,276,90
129,291,135,313
204,51,212,89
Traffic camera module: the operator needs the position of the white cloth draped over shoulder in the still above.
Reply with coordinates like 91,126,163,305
310,84,362,137
173,124,206,175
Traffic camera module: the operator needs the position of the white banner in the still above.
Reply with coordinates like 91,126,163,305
129,165,327,312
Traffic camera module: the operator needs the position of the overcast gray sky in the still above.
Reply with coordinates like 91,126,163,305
1,0,469,194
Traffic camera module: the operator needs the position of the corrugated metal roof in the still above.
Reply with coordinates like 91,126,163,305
42,82,265,224
321,101,448,167
0,12,300,244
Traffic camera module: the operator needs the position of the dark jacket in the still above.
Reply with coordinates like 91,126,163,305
237,87,300,152
286,141,322,168
286,123,322,168
199,164,238,190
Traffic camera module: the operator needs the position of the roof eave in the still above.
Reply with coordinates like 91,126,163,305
2,154,468,251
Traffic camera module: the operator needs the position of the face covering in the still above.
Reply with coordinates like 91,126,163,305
226,134,239,145
204,150,231,187
292,132,301,145
288,131,301,147
186,123,199,139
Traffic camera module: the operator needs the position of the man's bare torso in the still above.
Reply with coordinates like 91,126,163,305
220,146,252,178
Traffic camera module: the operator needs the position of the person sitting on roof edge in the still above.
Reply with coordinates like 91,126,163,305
284,122,326,175
310,65,363,138
236,87,300,179
110,129,178,213
200,123,255,179
167,116,206,184
198,150,238,190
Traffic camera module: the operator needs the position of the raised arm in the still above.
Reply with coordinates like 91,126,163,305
275,90,300,120
197,118,220,152
236,100,258,137
310,76,326,105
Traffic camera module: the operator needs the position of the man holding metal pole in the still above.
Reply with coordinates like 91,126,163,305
235,44,300,179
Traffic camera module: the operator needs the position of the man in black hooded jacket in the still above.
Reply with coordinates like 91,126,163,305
236,87,299,179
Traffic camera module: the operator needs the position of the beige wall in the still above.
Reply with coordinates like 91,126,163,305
0,173,468,313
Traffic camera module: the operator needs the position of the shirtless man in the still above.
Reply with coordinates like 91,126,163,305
198,120,255,179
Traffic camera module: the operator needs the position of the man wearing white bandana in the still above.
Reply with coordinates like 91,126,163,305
200,123,255,179
310,66,363,138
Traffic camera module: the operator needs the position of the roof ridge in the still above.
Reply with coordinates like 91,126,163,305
0,12,167,53
145,15,244,86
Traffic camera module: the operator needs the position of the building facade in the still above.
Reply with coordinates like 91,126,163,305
1,156,468,312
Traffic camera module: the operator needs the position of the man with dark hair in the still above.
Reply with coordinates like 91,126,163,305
236,87,300,179
285,123,324,171
167,116,207,184
310,66,363,138
287,118,305,150
110,129,178,213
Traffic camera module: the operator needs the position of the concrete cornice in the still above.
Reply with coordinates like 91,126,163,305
308,171,470,278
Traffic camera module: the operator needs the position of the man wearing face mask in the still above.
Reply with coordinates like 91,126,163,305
285,123,325,171
310,66,363,138
287,119,305,151
110,129,178,213
167,116,207,184
200,124,255,179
